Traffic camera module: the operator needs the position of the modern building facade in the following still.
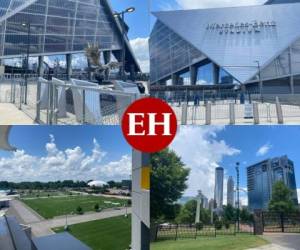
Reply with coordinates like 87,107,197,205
214,167,224,209
149,0,300,94
0,0,140,77
227,176,235,207
247,155,298,211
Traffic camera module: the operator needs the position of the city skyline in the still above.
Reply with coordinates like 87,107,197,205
170,126,300,206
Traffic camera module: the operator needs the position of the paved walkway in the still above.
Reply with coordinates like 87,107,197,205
30,208,131,237
0,103,34,124
248,233,300,250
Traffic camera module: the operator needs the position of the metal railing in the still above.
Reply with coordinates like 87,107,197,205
0,75,142,125
170,96,300,125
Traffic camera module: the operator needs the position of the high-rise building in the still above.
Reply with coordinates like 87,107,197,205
227,176,235,207
208,198,215,211
247,155,298,211
214,167,224,209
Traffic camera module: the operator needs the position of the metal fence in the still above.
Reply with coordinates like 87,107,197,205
263,212,300,233
0,75,142,125
153,222,254,241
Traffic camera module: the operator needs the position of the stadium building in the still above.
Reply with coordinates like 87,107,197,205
0,0,140,78
149,0,300,94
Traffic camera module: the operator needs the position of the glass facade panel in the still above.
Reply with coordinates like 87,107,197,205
0,0,122,57
150,21,204,83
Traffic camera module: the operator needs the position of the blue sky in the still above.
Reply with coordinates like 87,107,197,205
170,126,300,204
0,126,131,182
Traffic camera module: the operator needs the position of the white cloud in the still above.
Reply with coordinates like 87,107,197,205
175,0,266,9
170,126,240,200
130,37,149,73
0,135,131,182
256,143,272,156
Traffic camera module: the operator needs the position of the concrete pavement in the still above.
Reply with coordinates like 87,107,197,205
248,233,300,250
30,208,131,237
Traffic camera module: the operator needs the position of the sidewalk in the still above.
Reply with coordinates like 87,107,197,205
248,233,300,250
0,103,34,124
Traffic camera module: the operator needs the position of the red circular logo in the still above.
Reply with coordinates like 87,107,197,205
122,97,177,153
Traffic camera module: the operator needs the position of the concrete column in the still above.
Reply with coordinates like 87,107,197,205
132,150,150,250
253,210,264,235
38,56,44,77
289,47,294,94
190,65,198,85
87,59,92,81
130,64,136,81
0,59,4,76
66,54,72,80
103,50,111,64
213,63,220,84
171,74,178,85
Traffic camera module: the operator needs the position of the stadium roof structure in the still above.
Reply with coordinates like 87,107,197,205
265,0,300,4
0,0,140,72
150,2,300,85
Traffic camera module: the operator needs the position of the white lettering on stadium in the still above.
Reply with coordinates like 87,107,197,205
206,21,277,34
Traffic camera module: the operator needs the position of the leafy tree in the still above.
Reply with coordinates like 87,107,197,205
223,204,236,222
240,208,253,223
269,181,296,214
176,200,196,224
151,149,190,221
94,203,100,212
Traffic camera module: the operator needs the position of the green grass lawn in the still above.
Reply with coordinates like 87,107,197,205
53,215,131,250
22,195,128,219
151,234,268,250
20,190,69,198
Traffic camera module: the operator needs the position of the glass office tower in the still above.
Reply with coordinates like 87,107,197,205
214,167,224,209
247,156,298,211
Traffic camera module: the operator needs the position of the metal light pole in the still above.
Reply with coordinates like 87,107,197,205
114,7,135,81
22,21,31,104
236,162,240,232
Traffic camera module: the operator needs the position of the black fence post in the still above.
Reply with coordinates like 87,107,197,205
280,213,284,233
175,224,178,241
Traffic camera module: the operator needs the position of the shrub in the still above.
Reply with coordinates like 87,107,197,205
215,220,223,230
224,221,230,229
76,206,83,215
196,222,204,230
94,203,100,212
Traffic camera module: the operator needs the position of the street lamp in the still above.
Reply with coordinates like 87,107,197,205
22,21,31,104
235,162,240,232
114,7,135,81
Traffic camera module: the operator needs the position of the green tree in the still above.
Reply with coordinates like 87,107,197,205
223,204,236,222
176,200,196,224
240,208,253,223
151,149,190,221
269,181,296,214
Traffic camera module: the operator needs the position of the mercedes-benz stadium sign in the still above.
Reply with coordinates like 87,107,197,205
206,21,277,34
